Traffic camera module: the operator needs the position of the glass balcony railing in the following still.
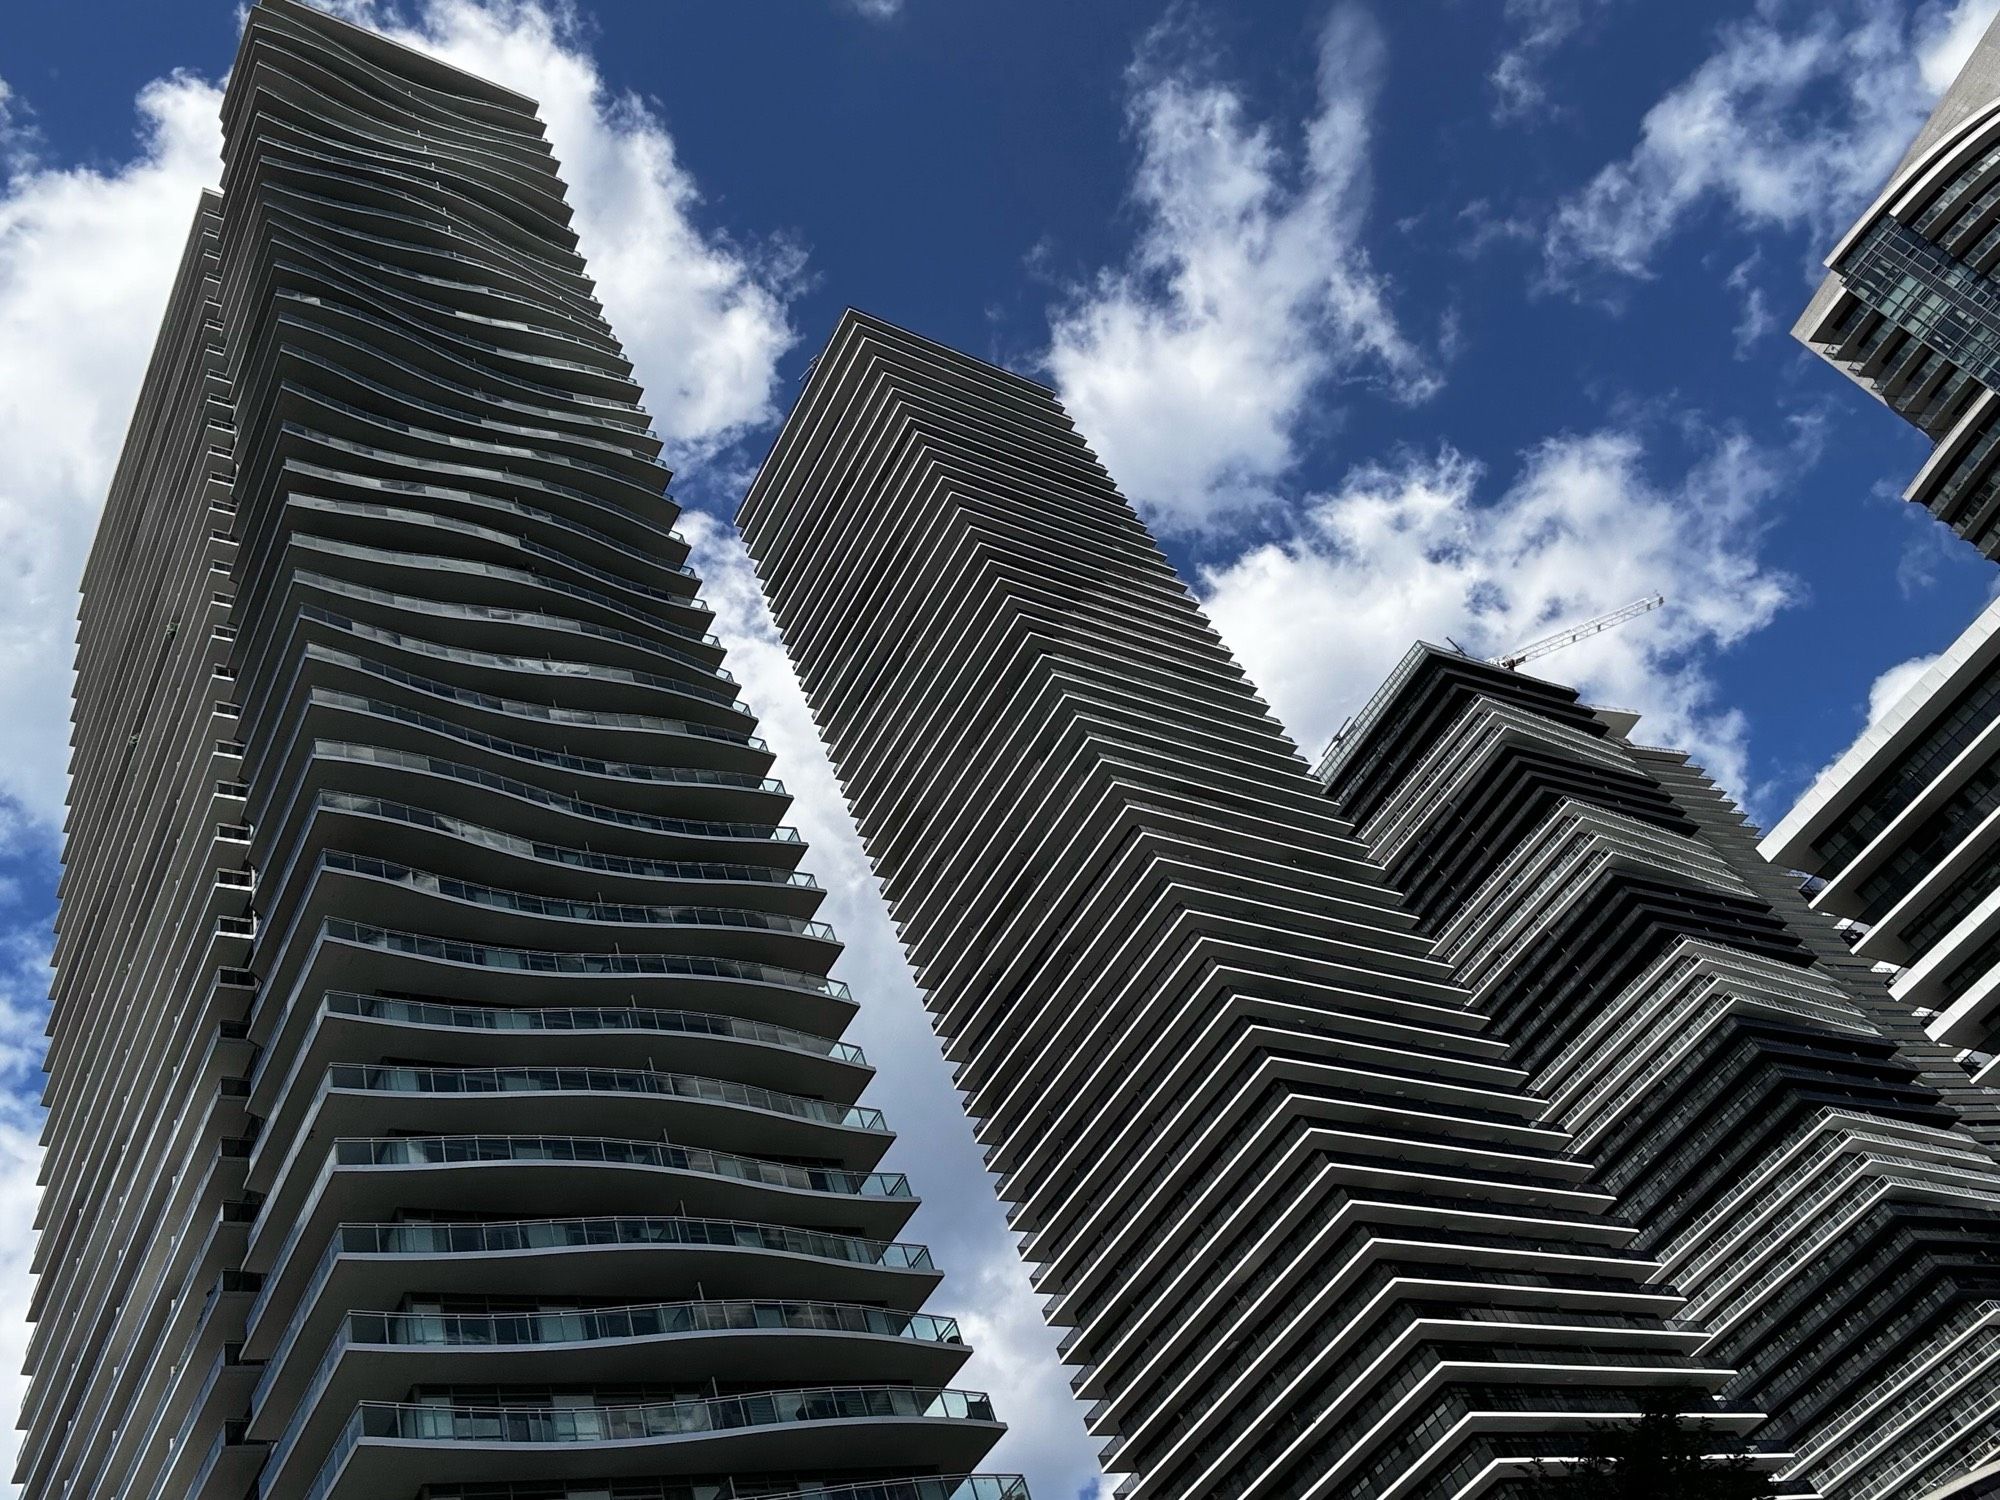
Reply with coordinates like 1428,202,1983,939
313,743,792,839
306,598,736,698
278,341,672,499
321,1061,887,1130
264,1301,964,1487
296,577,734,727
765,1480,1030,1500
327,1132,909,1194
280,392,680,551
319,990,864,1064
299,1388,997,1500
317,853,830,935
319,918,848,998
272,285,645,421
361,1298,956,1352
272,298,661,451
296,491,696,613
291,534,720,647
314,790,815,886
250,1214,934,1361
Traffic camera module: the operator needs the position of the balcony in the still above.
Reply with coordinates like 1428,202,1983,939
253,1300,973,1479
247,990,867,1124
301,788,820,909
251,1059,890,1197
251,919,856,1078
767,1480,1030,1500
288,851,838,966
243,1214,939,1365
249,1133,920,1313
293,1387,1003,1500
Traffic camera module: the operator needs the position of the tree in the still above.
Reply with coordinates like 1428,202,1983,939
1517,1388,1780,1499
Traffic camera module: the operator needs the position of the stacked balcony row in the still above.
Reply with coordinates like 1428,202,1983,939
1321,644,2000,1500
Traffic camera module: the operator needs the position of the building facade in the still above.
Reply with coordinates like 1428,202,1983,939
26,6,1012,1500
1763,596,2000,1093
738,309,1785,1499
1320,644,2000,1500
1795,12,2000,556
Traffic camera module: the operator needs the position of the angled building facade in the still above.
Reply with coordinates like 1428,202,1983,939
1763,596,2000,1093
1320,644,2000,1500
1795,11,2000,557
27,6,1011,1500
738,310,1784,1499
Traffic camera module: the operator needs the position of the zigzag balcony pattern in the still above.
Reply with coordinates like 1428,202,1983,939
29,5,1009,1499
736,309,1783,1500
1321,643,2000,1500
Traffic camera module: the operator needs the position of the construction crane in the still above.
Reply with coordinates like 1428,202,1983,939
1488,594,1665,671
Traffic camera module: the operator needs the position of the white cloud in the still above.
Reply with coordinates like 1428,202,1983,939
1545,0,2000,284
1727,252,1776,355
1786,648,1944,814
846,0,904,18
1868,651,1941,724
1491,0,1604,121
1045,3,1438,534
1200,424,1805,801
1920,0,2000,90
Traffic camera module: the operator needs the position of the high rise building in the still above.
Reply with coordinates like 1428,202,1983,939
738,309,1783,1499
27,6,1013,1500
1763,596,2000,1095
1319,643,2000,1500
1795,11,2000,557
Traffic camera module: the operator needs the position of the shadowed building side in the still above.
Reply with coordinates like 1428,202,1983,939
737,308,1785,1500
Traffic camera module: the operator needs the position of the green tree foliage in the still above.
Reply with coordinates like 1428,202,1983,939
1517,1389,1780,1499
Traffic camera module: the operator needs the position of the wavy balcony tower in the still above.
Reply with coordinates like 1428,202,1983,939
28,5,1015,1499
736,310,1788,1499
1318,645,2000,1499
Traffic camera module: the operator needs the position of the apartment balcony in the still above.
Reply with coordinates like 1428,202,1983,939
264,530,719,667
262,393,682,572
765,1480,1029,1500
259,738,803,870
250,919,855,1082
247,990,868,1124
247,1061,893,1199
267,851,837,969
268,576,742,735
248,1133,916,1294
242,1215,941,1364
250,1300,973,1481
288,1387,1003,1500
125,1346,261,1500
267,329,673,492
275,646,769,786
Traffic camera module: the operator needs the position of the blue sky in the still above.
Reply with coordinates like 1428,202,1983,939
3,0,1999,1494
